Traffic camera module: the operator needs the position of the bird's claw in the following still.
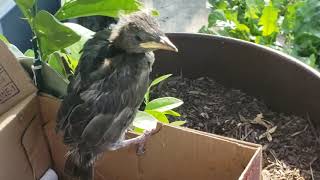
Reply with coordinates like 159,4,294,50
136,129,155,155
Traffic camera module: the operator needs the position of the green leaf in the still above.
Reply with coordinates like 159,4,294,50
293,0,320,58
0,34,10,44
307,54,317,68
164,110,181,117
14,0,35,19
24,49,35,57
133,127,144,134
151,9,160,16
258,4,279,36
55,0,142,20
144,74,172,103
18,57,69,97
145,110,169,124
132,111,158,131
34,11,81,59
150,74,172,87
63,23,95,70
236,23,250,33
145,97,183,112
245,0,264,19
282,2,303,34
47,52,67,78
170,121,186,126
208,9,226,27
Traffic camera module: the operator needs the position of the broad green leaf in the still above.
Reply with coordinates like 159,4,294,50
14,0,35,19
24,49,35,57
145,97,183,112
47,52,67,78
55,0,142,20
34,11,81,59
0,34,9,44
258,4,279,36
145,110,169,124
170,121,186,126
133,111,157,130
164,110,181,117
208,9,226,27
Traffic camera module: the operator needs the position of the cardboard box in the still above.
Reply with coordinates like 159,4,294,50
0,40,262,180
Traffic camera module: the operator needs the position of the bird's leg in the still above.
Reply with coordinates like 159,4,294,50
107,129,155,155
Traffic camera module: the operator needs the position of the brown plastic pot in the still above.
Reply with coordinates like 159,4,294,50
154,33,320,130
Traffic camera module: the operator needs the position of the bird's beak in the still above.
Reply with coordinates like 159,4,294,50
140,36,178,52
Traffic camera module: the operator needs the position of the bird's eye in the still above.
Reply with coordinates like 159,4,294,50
135,35,143,42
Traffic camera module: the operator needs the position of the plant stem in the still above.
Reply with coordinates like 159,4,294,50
30,0,43,89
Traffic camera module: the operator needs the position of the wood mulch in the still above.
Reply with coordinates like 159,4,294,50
152,76,320,180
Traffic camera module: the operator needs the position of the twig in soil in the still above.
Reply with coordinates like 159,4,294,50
306,113,320,145
310,156,318,180
290,125,308,137
241,129,254,141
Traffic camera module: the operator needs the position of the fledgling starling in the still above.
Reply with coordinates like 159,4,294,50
56,11,178,180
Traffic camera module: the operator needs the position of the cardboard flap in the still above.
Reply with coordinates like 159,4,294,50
0,40,37,115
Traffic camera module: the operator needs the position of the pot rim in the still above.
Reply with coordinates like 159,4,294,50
166,32,320,79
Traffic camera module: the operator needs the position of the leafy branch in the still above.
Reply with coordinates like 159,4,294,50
133,74,185,133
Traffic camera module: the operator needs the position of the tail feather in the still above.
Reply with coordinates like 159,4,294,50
64,150,94,180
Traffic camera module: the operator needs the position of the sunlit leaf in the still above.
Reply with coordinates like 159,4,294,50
145,97,183,112
133,127,144,134
151,9,160,16
34,11,81,59
14,0,35,19
0,34,9,44
258,4,279,36
55,0,142,20
144,74,172,103
245,0,264,19
24,49,34,57
282,2,302,33
133,111,158,131
170,121,186,126
208,9,226,27
145,110,169,124
307,54,317,68
150,74,172,87
164,110,181,117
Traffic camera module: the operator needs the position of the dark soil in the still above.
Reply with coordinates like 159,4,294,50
152,76,320,180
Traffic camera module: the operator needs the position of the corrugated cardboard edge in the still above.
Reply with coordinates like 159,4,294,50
163,125,262,180
0,40,37,115
0,93,52,180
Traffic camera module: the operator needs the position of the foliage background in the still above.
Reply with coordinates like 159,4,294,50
200,0,320,69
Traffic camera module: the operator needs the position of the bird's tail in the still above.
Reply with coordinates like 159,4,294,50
64,149,94,180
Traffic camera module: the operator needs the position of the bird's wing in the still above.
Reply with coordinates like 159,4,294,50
57,28,120,131
61,54,151,148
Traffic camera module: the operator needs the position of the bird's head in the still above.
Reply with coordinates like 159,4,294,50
109,11,178,53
